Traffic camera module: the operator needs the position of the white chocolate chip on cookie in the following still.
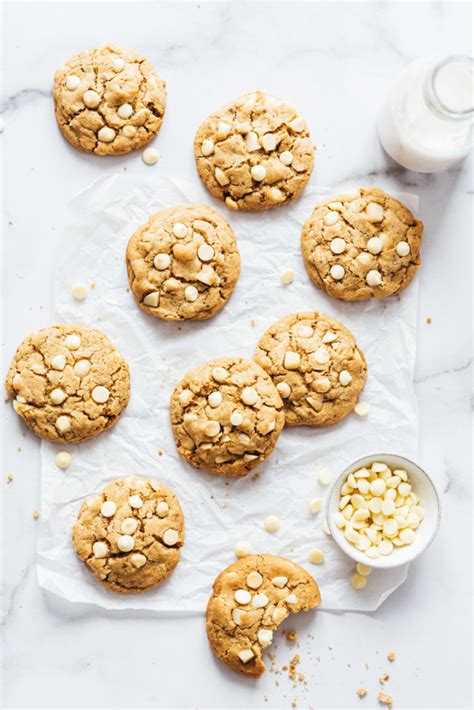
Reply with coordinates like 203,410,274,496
184,285,199,302
74,359,91,377
284,351,301,370
366,269,382,287
51,388,67,405
251,165,266,182
117,103,133,119
208,391,222,407
66,75,80,90
330,264,345,280
247,571,263,589
83,90,101,108
101,501,116,517
396,241,410,256
339,370,352,386
55,415,71,433
235,588,251,604
230,411,244,426
91,386,110,404
51,354,66,370
97,126,116,143
261,133,277,152
131,553,147,568
143,292,160,307
93,541,108,558
172,222,188,238
201,139,214,156
276,381,291,398
245,131,260,152
367,236,383,254
117,534,134,552
154,253,171,270
156,501,169,517
212,367,228,382
288,117,306,132
65,334,81,350
279,150,293,165
163,528,179,546
330,237,346,254
198,244,214,262
121,517,138,534
241,386,258,405
324,211,339,226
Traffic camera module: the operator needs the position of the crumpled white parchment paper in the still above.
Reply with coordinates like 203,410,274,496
37,174,419,613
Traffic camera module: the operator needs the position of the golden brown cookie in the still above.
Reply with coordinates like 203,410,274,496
53,45,166,155
254,312,367,427
301,187,423,301
194,91,315,212
5,324,130,443
170,357,284,477
126,204,240,321
72,477,184,594
206,554,321,678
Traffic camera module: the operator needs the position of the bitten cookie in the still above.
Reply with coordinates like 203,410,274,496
72,477,184,594
53,45,166,155
194,91,314,212
5,324,130,443
254,312,367,427
170,357,284,477
301,187,423,301
206,554,321,678
126,204,240,321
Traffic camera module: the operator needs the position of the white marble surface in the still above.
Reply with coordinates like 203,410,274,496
1,2,472,709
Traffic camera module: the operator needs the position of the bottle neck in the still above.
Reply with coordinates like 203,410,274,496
424,55,474,122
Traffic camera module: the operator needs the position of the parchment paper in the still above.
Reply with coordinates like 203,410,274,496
37,174,419,613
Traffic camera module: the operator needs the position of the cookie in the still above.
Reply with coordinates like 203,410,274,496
206,554,321,678
170,357,284,477
5,324,130,443
194,91,314,212
301,187,423,301
126,204,240,321
53,45,166,155
254,312,367,427
72,477,184,594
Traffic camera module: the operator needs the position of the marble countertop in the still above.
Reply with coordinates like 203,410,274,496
1,2,472,709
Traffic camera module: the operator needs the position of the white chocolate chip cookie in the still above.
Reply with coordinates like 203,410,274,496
301,187,423,301
126,204,240,321
72,477,184,593
169,357,284,477
194,91,315,212
53,45,166,155
254,312,367,427
5,324,130,443
206,554,321,678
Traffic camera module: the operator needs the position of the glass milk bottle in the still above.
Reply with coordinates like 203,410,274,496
377,55,473,172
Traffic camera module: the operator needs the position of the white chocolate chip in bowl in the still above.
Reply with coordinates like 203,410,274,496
326,453,441,569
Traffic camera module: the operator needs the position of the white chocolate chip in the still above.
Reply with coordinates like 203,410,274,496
216,121,231,140
101,501,116,517
128,495,143,509
71,282,88,300
215,168,229,186
204,420,221,437
51,387,67,405
400,528,415,544
247,571,263,589
142,148,158,165
232,608,244,625
130,553,147,568
252,593,269,608
156,501,169,518
143,292,160,307
286,593,298,604
112,56,125,72
208,391,222,408
261,133,277,151
55,451,71,469
279,150,293,165
172,222,188,238
178,389,193,406
93,541,108,558
351,573,368,590
367,236,383,254
288,117,305,132
396,241,410,257
122,125,136,138
330,264,345,280
117,103,133,119
121,517,138,534
313,346,330,364
315,376,331,393
212,367,228,383
154,253,171,270
281,269,294,285
66,75,80,90
196,264,216,286
357,252,372,266
251,165,266,181
276,381,291,398
296,324,313,338
197,244,214,262
238,649,254,664
366,202,384,222
257,629,273,647
83,90,101,108
97,126,116,143
309,548,325,564
245,131,260,152
117,534,134,552
235,540,252,558
264,515,280,533
322,331,337,344
235,588,251,604
230,411,243,426
366,269,382,287
309,497,322,514
356,563,372,576
163,528,179,546
241,386,258,406
91,386,110,404
284,351,300,370
339,370,352,386
324,211,339,226
51,354,66,371
201,139,214,156
271,576,288,588
354,402,370,416
184,285,199,302
55,415,71,433
65,334,81,350
268,187,284,203
318,468,332,485
330,237,346,254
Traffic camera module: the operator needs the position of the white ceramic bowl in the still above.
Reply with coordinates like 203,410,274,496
326,453,441,569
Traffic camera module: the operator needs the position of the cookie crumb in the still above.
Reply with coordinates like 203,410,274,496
377,691,393,707
287,630,298,642
379,674,390,684
357,687,367,698
251,319,256,327
426,317,432,324
7,473,14,484
33,509,40,520
387,651,396,662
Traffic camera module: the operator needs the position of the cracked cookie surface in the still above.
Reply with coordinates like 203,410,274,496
254,312,367,427
194,91,314,212
72,477,184,594
170,357,284,477
206,554,321,678
53,45,166,155
5,324,130,443
301,187,423,301
126,204,240,321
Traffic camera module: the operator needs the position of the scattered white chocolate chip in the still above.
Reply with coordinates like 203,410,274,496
330,237,346,254
97,126,116,143
178,389,193,407
235,541,252,558
66,75,80,90
101,501,116,517
55,451,71,470
163,528,179,546
205,420,221,437
354,402,370,416
65,334,81,350
216,121,231,140
272,576,288,588
257,629,273,647
142,147,158,165
215,167,229,186
172,222,188,238
245,131,260,152
184,285,199,302
238,649,254,664
309,548,325,564
121,517,138,534
201,139,214,156
324,211,339,226
208,391,222,408
279,150,293,165
367,236,383,255
55,415,71,433
131,553,147,568
366,269,382,287
247,571,263,589
396,241,410,257
317,468,332,485
51,354,66,371
235,588,251,605
252,593,269,608
251,164,266,181
91,386,110,404
276,381,291,398
212,367,228,382
93,541,108,558
50,387,67,405
83,90,101,108
281,269,294,285
154,253,171,270
156,501,169,518
117,534,134,552
197,244,214,262
288,117,305,132
309,497,322,514
261,133,277,152
71,282,88,300
143,292,160,307
339,370,352,386
366,202,384,222
264,515,280,533
230,411,243,426
330,264,345,281
356,563,372,576
112,56,125,72
284,351,300,370
117,103,133,119
241,386,258,406
128,495,143,509
351,573,368,590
